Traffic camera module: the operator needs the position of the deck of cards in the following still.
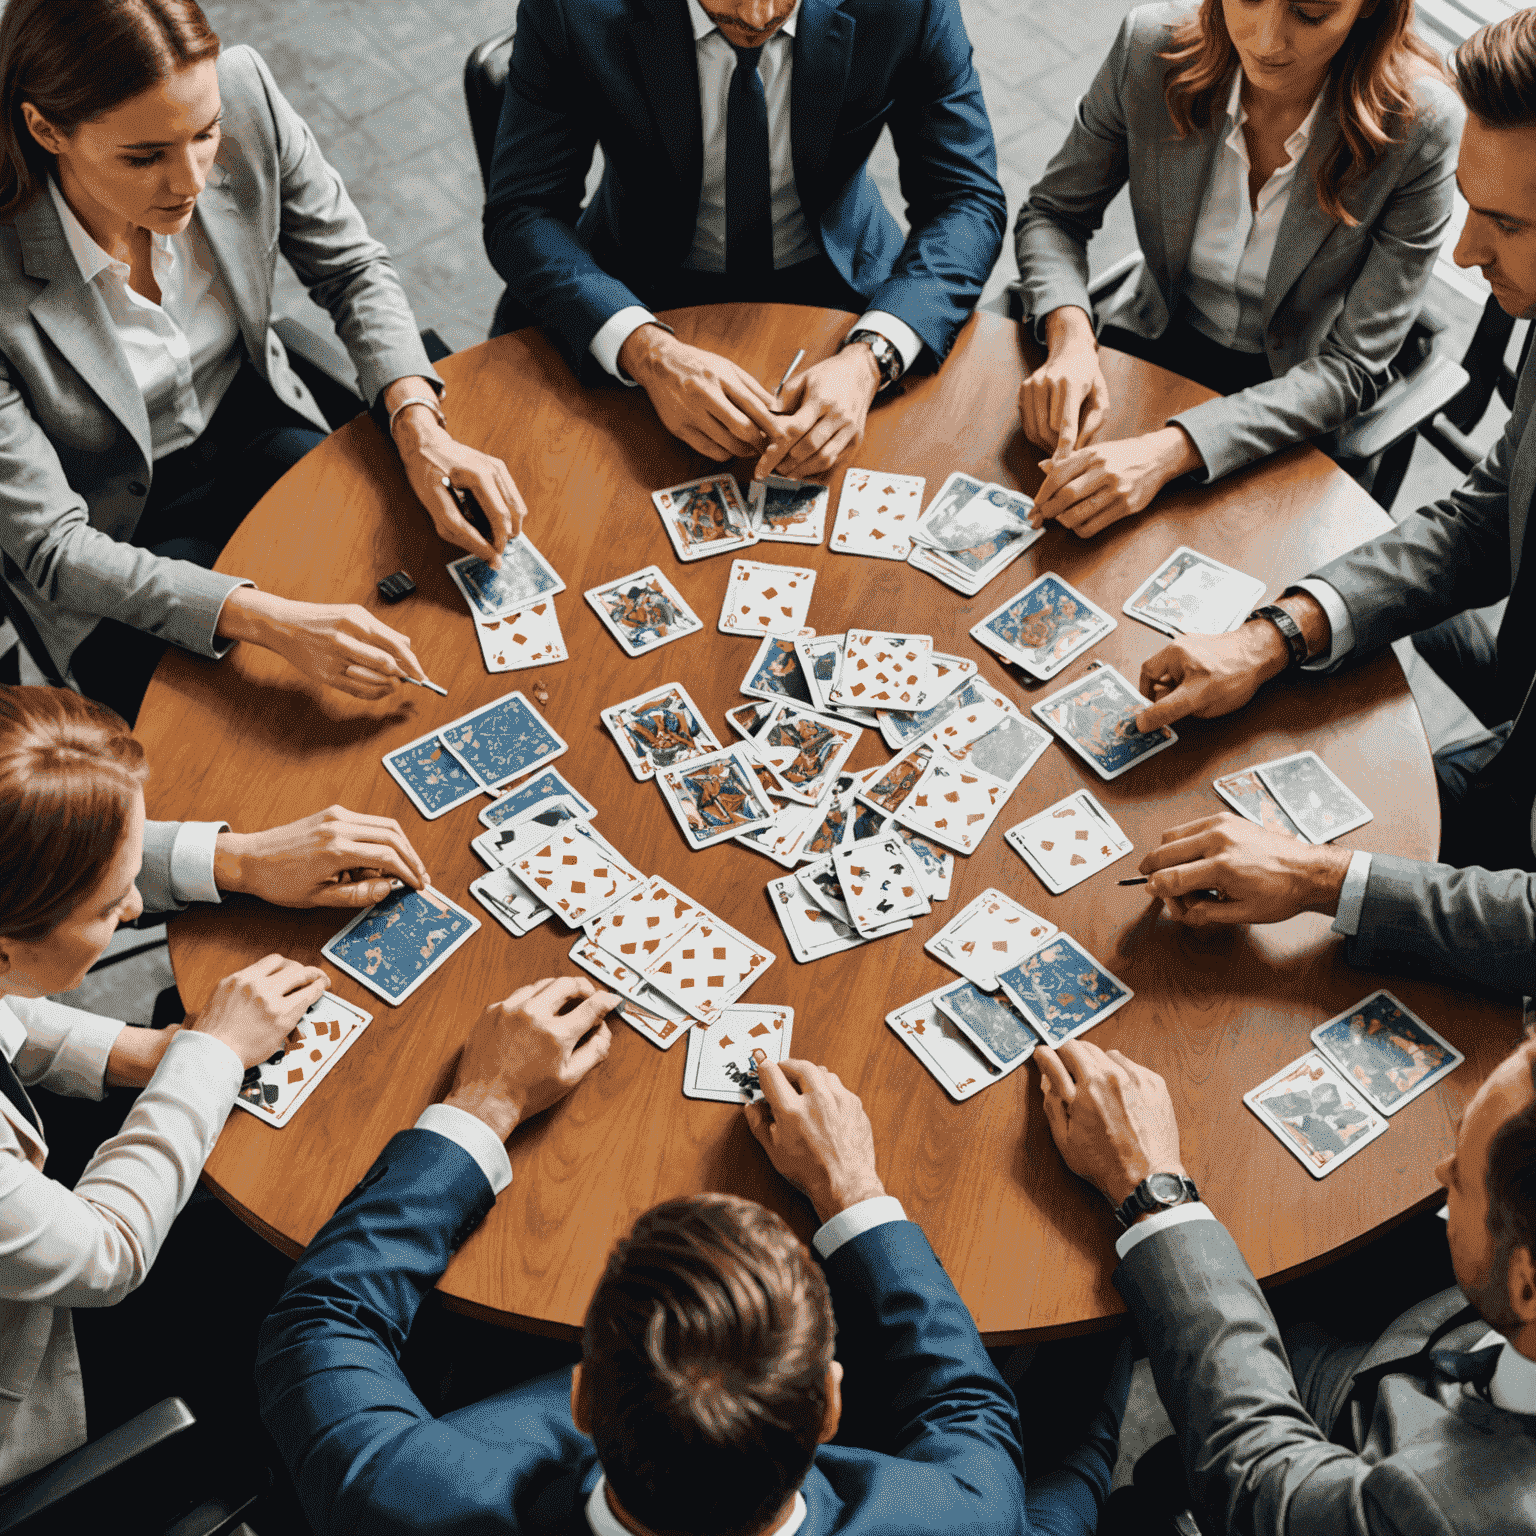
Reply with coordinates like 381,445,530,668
1123,546,1265,638
908,474,1043,595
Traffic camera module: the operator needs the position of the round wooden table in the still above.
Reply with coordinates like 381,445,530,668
136,305,1523,1343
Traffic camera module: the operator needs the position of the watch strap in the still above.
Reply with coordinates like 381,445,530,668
1250,603,1308,669
842,329,902,390
1113,1172,1201,1230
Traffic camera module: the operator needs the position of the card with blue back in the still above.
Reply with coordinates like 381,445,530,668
933,981,1037,1071
447,536,565,619
383,730,484,819
322,884,480,1006
479,768,596,828
439,690,567,791
997,935,1133,1046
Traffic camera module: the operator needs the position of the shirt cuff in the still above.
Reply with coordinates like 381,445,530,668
812,1194,907,1259
415,1103,513,1195
1114,1201,1217,1261
851,312,924,376
208,579,256,659
1330,850,1374,938
590,307,664,385
168,821,228,906
1292,579,1354,670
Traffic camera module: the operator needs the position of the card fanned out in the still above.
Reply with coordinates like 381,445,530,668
887,987,1016,1101
1244,1051,1389,1178
234,993,372,1128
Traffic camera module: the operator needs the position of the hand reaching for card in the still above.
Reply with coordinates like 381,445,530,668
1031,429,1203,538
1133,627,1287,734
444,976,617,1141
190,953,329,1069
744,1059,885,1224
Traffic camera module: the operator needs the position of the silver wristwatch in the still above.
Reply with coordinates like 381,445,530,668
842,329,903,391
1113,1172,1200,1230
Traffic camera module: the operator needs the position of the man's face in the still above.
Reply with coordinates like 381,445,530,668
1453,115,1536,320
701,0,798,50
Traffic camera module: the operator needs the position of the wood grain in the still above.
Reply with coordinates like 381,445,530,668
135,306,1523,1342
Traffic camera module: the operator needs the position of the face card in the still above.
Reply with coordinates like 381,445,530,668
754,703,860,801
1309,991,1463,1116
447,535,565,618
719,558,817,638
891,757,1011,855
473,600,567,673
848,794,889,844
383,730,484,819
1004,789,1134,894
1256,752,1372,845
769,873,867,962
322,884,480,1007
470,865,552,936
829,467,926,560
643,916,775,1022
602,683,720,782
749,476,830,545
800,772,859,858
1123,546,1265,638
585,565,703,656
682,1006,794,1102
1244,1051,1389,1178
567,938,693,1050
439,691,567,791
832,837,930,935
233,993,371,1128
1032,664,1178,781
934,982,1037,1072
741,635,816,706
887,988,1012,1102
925,888,1057,990
795,635,844,713
653,476,756,561
996,936,1134,1046
656,745,780,850
829,631,933,709
1213,767,1303,838
856,745,933,814
972,573,1116,680
480,768,595,828
513,824,646,925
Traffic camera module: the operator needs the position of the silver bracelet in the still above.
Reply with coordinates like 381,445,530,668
387,394,446,439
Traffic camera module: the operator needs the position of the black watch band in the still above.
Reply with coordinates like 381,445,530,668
843,329,903,391
1249,603,1308,669
1113,1172,1201,1230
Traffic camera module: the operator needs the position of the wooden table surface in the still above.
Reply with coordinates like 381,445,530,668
136,305,1523,1342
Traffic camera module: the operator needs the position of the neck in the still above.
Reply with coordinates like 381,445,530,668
54,164,140,263
604,1483,800,1536
1240,66,1327,124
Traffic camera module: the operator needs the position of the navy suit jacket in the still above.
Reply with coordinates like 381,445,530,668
256,1129,1103,1536
482,0,1006,375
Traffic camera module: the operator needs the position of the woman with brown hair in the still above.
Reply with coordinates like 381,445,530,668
0,684,328,1485
0,0,526,724
1012,0,1462,538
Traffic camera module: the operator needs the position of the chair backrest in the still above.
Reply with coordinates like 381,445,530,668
0,559,64,689
1442,292,1518,434
464,27,517,192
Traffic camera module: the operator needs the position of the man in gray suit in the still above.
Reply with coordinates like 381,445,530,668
1130,12,1536,998
1035,1034,1536,1535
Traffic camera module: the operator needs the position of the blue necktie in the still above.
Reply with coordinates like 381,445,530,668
726,43,772,276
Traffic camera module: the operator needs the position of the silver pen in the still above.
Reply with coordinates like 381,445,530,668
399,673,448,698
774,348,806,396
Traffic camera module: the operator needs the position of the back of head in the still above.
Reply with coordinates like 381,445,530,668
0,0,219,218
1454,9,1536,128
0,685,147,942
580,1194,835,1536
1484,1051,1536,1328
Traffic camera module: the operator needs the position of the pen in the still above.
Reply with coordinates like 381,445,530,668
774,349,806,396
1117,877,1150,886
399,672,449,698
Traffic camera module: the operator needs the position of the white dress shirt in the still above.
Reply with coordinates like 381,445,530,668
49,179,243,460
1182,72,1323,355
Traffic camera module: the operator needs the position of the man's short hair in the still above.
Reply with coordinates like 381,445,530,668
1454,10,1536,128
579,1193,835,1536
1486,1052,1536,1271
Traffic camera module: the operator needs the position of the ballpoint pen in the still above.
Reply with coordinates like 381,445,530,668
399,672,448,697
774,348,806,396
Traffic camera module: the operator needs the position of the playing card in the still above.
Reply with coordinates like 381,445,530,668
906,542,995,599
795,635,845,713
892,757,1012,855
1309,991,1462,1116
470,864,552,936
734,737,803,805
472,600,567,673
584,875,699,968
682,1005,794,1102
322,884,480,1007
734,798,819,868
847,781,891,843
829,631,933,709
655,745,780,850
718,558,817,637
925,888,1056,990
799,773,859,858
943,711,1051,791
748,476,830,545
1244,1052,1389,1178
832,837,930,935
752,703,860,803
643,914,774,1022
472,794,586,868
383,729,483,820
896,828,953,901
1123,546,1265,637
585,565,703,656
829,467,925,560
856,745,933,815
1032,663,1178,781
887,988,1014,1102
971,573,1116,680
740,635,816,706
234,993,371,1128
1256,752,1373,845
602,683,720,782
907,482,1043,590
1005,789,1133,894
914,471,985,539
768,873,867,962
446,535,565,619
934,982,1037,1072
997,935,1134,1046
513,824,646,925
653,475,756,561
479,768,595,828
439,691,567,792
567,937,693,1050
880,678,1000,749
1213,767,1304,838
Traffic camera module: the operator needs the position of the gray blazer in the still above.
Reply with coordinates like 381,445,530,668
0,45,440,683
1013,3,1462,482
1116,1218,1536,1535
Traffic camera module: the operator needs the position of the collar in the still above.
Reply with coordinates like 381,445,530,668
0,1000,27,1065
47,177,174,284
1473,1329,1536,1414
686,0,798,45
585,1477,809,1536
1224,69,1323,161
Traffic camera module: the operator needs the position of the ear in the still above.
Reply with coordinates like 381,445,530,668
18,102,66,157
817,1359,843,1445
1509,1244,1536,1326
570,1362,589,1436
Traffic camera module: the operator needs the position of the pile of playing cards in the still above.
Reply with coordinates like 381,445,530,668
447,537,569,675
971,573,1116,680
1215,751,1371,844
1123,546,1265,638
908,473,1044,595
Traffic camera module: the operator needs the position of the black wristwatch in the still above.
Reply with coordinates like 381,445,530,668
1249,603,1309,670
842,329,904,391
1113,1172,1201,1230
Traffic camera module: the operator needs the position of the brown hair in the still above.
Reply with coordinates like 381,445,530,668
0,0,219,220
579,1194,836,1536
0,686,148,942
1454,9,1536,129
1160,0,1444,227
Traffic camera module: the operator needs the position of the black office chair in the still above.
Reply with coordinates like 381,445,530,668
465,28,518,191
1418,295,1533,474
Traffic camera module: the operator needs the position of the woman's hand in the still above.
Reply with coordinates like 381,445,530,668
1031,427,1203,538
190,954,329,1069
1018,306,1110,455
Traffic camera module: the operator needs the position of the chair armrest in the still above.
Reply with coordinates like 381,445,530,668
1085,250,1144,306
1419,412,1485,476
1331,355,1470,461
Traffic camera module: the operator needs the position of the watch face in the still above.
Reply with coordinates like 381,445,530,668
1147,1173,1187,1205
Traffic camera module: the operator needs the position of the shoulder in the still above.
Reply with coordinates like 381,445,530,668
215,42,276,104
1118,2,1200,63
1400,68,1466,159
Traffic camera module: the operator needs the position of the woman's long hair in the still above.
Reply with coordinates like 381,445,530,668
1161,0,1445,226
0,0,219,221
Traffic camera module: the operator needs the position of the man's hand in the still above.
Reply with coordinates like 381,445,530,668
213,807,429,909
1018,306,1109,456
755,347,879,479
1031,428,1202,538
1134,625,1291,733
1036,1039,1187,1210
620,326,782,461
1139,812,1353,927
444,976,617,1141
744,1058,884,1224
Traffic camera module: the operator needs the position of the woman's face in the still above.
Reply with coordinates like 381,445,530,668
0,790,146,999
1220,0,1375,97
23,59,222,238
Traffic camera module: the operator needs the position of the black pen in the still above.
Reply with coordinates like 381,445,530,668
1118,877,1150,886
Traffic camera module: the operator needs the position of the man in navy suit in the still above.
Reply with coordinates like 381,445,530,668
482,0,1006,480
256,975,1128,1535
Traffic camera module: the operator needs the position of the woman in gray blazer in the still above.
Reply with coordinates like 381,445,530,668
1014,0,1462,538
0,0,525,722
